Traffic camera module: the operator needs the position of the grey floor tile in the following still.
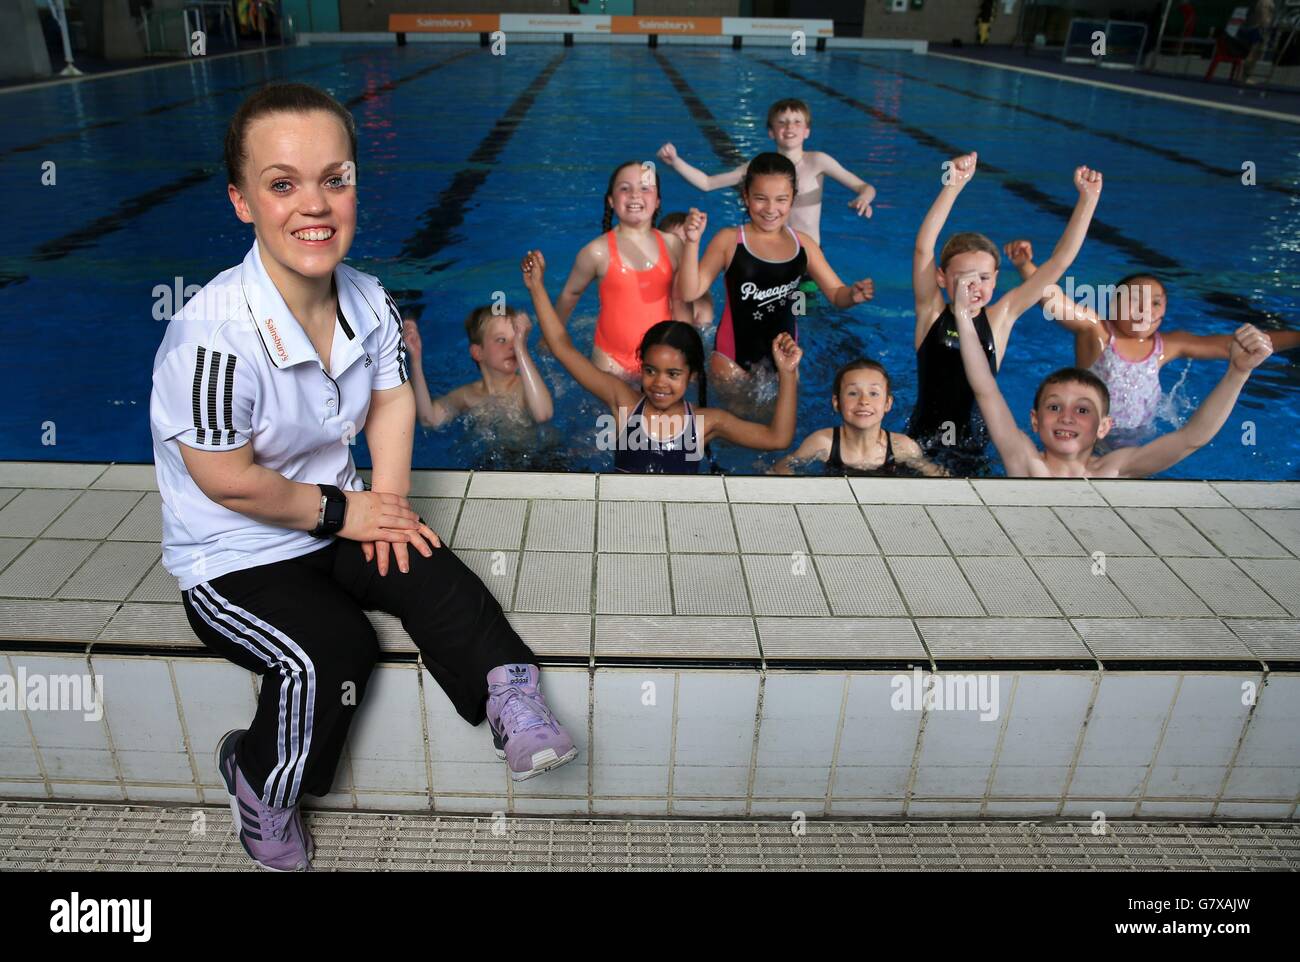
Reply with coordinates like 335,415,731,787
451,499,526,550
405,470,470,498
0,599,118,641
757,617,924,659
991,507,1085,556
598,501,665,553
596,554,672,615
1092,480,1228,507
850,478,980,504
928,506,1016,556
726,475,853,503
90,464,159,491
670,554,750,616
41,490,144,541
595,616,757,659
0,540,98,598
863,504,949,556
56,542,160,601
1053,507,1152,556
796,503,877,555
97,604,201,646
457,550,519,611
0,538,31,575
1162,558,1288,617
0,463,104,488
1072,619,1255,661
0,489,80,538
408,498,461,544
886,557,983,617
1100,557,1211,617
741,555,828,616
1210,483,1299,510
513,552,592,614
1224,621,1300,662
733,504,807,554
1029,556,1139,617
813,556,908,616
1115,508,1220,557
468,472,594,500
598,474,725,502
129,560,182,604
1179,508,1289,558
526,500,595,552
0,490,18,511
956,557,1061,616
972,479,1104,506
1244,510,1300,558
916,619,1091,660
1233,559,1300,616
107,492,163,541
505,613,591,660
666,503,737,553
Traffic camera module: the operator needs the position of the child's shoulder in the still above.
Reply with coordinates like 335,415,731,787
803,426,835,450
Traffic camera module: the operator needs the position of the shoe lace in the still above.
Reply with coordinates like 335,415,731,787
497,686,550,736
261,804,292,842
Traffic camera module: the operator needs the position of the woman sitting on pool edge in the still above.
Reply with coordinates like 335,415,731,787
149,83,576,872
522,249,803,472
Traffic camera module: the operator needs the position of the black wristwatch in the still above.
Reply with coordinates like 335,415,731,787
309,484,347,538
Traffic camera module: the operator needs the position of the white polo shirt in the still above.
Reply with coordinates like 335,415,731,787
150,240,409,590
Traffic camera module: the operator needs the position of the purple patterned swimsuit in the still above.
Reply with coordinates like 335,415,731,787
1089,331,1164,430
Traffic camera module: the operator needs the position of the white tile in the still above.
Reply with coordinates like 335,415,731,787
1180,508,1290,558
910,678,1006,797
592,670,674,798
1215,802,1296,818
353,792,431,811
592,798,669,816
468,471,595,499
1053,507,1151,555
47,782,125,801
599,474,726,502
1234,559,1300,616
12,654,117,782
1060,800,1137,818
983,800,1063,816
0,779,50,799
906,800,986,815
672,672,759,798
851,478,979,505
1147,675,1254,798
511,796,590,815
733,503,807,553
863,504,948,555
423,670,505,796
991,506,1085,556
1116,508,1220,556
827,799,906,816
90,464,159,491
797,503,878,554
123,784,204,804
510,668,589,799
725,476,854,503
973,479,1104,506
1093,480,1228,507
172,659,259,786
1140,801,1215,816
990,674,1093,797
346,665,428,794
0,665,43,778
91,656,191,784
927,505,1017,556
1246,509,1300,557
434,795,509,815
406,470,470,498
1069,674,1178,799
1163,558,1287,617
1223,674,1300,801
0,463,105,488
1210,483,1299,510
887,556,983,616
670,798,748,816
831,674,921,799
753,673,843,798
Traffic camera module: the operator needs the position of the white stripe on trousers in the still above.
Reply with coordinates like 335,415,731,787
188,583,317,808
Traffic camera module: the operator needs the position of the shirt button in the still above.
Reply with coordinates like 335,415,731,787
326,399,335,409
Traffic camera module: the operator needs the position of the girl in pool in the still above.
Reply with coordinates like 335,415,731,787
771,358,945,476
545,160,693,379
522,249,802,472
149,84,576,872
674,152,874,389
1006,240,1300,442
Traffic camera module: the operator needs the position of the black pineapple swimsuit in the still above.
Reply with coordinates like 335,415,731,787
715,225,809,372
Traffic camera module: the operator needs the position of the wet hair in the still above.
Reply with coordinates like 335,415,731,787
225,83,357,188
657,211,688,232
939,232,1001,271
742,152,798,198
766,98,812,129
832,358,892,398
464,304,521,346
1034,367,1110,418
637,321,709,408
1111,272,1167,318
602,160,662,233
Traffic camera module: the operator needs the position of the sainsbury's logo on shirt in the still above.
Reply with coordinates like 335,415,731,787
263,318,289,361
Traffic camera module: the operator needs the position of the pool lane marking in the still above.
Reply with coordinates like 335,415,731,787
755,56,1184,271
840,54,1300,200
0,50,477,289
652,51,748,168
926,50,1300,128
1,50,383,161
397,52,567,266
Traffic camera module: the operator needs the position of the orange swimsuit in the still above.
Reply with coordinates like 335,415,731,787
593,229,674,374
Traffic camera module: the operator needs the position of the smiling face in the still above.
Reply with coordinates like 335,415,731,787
743,172,796,233
640,344,693,410
1112,278,1167,338
469,314,519,375
832,367,892,429
768,109,811,151
1031,382,1112,456
607,163,659,227
227,110,356,284
938,250,998,312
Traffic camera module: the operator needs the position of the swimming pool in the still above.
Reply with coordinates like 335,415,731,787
1,43,1297,479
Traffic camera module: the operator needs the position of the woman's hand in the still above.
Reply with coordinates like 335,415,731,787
340,490,437,544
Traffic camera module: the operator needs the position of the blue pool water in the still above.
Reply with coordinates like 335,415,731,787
1,43,1298,479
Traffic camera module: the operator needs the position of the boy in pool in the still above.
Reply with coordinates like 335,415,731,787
950,276,1275,478
403,305,553,429
771,358,945,476
657,98,875,247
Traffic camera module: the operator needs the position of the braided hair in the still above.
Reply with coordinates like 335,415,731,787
603,160,663,233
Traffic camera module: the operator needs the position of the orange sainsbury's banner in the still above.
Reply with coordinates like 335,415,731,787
388,14,500,33
610,16,722,35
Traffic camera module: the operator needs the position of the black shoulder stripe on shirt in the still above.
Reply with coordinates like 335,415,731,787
192,346,208,445
223,354,238,445
206,350,222,447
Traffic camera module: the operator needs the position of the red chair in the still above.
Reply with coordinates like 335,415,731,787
1205,32,1246,80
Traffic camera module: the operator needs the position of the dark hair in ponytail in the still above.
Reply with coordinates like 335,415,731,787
636,321,708,408
741,151,798,199
603,160,663,233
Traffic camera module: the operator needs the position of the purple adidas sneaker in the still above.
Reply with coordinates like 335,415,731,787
486,665,577,781
216,729,313,871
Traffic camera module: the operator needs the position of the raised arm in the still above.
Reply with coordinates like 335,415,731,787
509,312,553,423
1164,328,1300,361
703,334,802,451
802,235,873,309
914,152,976,332
522,250,638,414
675,210,731,303
551,243,600,330
1102,325,1273,478
996,166,1102,324
657,142,746,191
